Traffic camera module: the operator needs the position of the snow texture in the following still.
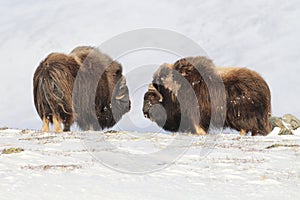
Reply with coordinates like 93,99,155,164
0,129,300,200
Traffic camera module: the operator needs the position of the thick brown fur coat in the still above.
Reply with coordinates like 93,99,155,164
33,53,80,132
218,67,271,135
33,46,130,132
70,46,131,130
143,56,271,136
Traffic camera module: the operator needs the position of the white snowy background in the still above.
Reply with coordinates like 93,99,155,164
0,0,300,200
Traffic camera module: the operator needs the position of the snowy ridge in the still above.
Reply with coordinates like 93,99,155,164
1,129,300,200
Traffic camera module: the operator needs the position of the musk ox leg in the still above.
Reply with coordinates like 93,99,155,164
251,129,268,136
42,117,50,132
261,118,271,136
251,118,270,136
63,123,71,132
53,115,63,133
251,128,267,136
63,117,74,132
239,129,247,136
194,124,206,135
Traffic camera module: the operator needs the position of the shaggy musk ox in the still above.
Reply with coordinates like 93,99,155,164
33,53,80,132
143,56,271,136
70,46,131,130
33,46,130,132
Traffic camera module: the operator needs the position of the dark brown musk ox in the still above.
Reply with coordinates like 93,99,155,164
70,46,131,130
33,46,130,132
33,53,80,132
143,56,271,136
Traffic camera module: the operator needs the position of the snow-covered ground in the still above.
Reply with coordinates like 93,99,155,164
1,129,300,200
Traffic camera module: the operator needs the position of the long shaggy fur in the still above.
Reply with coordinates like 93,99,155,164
70,46,131,130
33,53,80,132
143,56,271,136
219,67,271,135
34,47,130,132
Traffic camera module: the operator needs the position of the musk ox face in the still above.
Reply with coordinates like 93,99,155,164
71,46,131,130
96,61,131,129
143,63,192,133
143,60,214,134
143,83,168,128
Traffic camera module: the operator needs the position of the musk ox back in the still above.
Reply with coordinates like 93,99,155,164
143,56,271,136
33,53,80,132
71,46,131,130
218,67,271,135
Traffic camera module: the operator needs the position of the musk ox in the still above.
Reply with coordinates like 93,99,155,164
70,46,131,130
33,46,130,132
143,56,271,136
33,53,80,132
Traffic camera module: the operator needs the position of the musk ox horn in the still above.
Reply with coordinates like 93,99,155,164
148,83,163,102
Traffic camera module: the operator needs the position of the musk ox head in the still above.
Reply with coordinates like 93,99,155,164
143,61,203,134
143,56,226,135
71,46,131,130
33,53,80,132
143,63,188,132
143,83,168,129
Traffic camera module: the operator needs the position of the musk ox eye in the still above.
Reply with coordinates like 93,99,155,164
149,94,157,101
113,69,121,76
158,73,167,80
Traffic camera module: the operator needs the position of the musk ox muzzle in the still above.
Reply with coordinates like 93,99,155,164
111,75,131,119
71,46,131,131
143,83,163,119
114,76,131,105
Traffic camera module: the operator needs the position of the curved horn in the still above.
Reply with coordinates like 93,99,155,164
148,83,163,102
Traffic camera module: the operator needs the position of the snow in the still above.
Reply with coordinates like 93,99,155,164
268,127,281,136
1,129,300,200
293,128,300,136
